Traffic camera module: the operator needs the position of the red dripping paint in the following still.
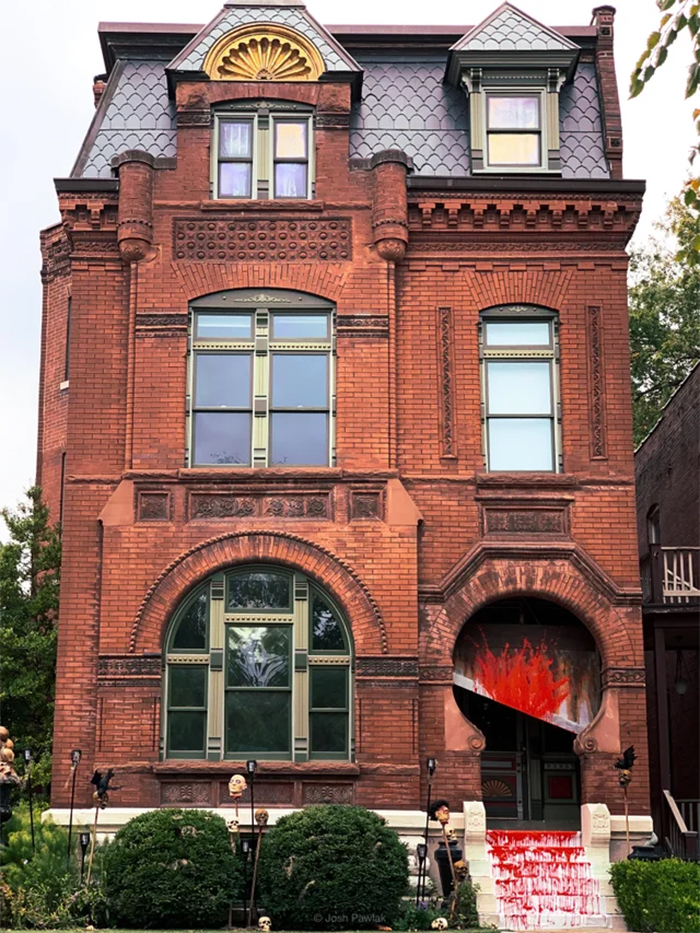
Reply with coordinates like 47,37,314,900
486,830,603,931
474,637,570,720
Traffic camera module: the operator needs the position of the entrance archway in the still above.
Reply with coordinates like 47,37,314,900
453,596,601,828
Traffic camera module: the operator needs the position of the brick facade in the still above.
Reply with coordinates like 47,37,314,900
38,4,650,821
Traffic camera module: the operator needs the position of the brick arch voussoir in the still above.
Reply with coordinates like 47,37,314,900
426,559,634,668
170,263,350,305
462,266,575,312
129,531,387,655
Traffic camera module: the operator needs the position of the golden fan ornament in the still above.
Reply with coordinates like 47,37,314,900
204,24,324,82
481,779,512,798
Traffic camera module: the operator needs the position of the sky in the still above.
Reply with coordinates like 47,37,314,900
0,0,695,523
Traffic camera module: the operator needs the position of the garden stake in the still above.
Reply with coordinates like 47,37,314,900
86,801,100,885
66,749,81,867
615,746,636,856
248,808,268,927
623,784,630,854
420,758,436,904
24,749,35,852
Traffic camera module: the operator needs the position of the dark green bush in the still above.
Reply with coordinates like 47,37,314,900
103,808,243,928
610,858,700,933
258,804,409,929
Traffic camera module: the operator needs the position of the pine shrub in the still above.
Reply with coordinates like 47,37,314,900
103,808,243,928
258,804,409,929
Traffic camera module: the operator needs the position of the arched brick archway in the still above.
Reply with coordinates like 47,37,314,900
130,531,387,655
423,553,640,671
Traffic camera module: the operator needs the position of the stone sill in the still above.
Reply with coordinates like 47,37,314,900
200,199,325,212
153,759,360,777
475,472,578,490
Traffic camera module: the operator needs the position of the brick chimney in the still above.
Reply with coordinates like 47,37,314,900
591,6,623,179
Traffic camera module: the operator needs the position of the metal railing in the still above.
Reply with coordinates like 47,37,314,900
642,546,700,604
678,798,700,835
663,790,699,860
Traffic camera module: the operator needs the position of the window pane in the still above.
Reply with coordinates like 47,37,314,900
169,666,207,709
488,418,554,471
270,413,328,465
271,314,329,340
487,361,552,415
488,133,540,166
227,626,291,687
312,595,346,651
275,121,307,158
168,711,206,753
227,571,291,611
488,96,539,129
271,354,327,408
226,692,291,754
195,354,252,408
275,163,307,198
311,667,347,709
195,314,253,340
193,412,251,465
172,591,208,650
220,162,252,198
310,712,347,754
220,121,252,158
485,321,550,347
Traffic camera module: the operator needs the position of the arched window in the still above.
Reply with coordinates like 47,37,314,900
164,566,352,762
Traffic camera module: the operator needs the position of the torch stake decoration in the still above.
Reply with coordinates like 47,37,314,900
248,808,269,927
614,745,636,855
86,768,119,885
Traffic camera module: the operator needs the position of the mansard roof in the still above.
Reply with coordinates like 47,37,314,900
167,1,361,76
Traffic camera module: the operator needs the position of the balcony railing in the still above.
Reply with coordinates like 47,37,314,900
663,790,699,861
642,545,700,604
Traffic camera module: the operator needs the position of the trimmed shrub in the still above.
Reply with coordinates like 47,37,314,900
610,858,700,933
258,804,409,929
103,808,243,928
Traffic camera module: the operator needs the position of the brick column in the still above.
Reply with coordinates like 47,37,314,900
370,150,411,263
114,150,155,263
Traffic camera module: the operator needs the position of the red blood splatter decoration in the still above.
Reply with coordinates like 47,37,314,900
474,637,569,720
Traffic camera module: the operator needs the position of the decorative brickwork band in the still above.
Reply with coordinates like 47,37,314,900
419,665,454,683
337,315,389,338
480,504,570,536
587,305,608,459
98,656,162,678
438,307,456,458
189,492,330,520
173,218,352,262
602,667,646,688
356,657,418,677
137,491,171,522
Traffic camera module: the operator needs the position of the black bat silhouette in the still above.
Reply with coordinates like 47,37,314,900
90,768,117,797
614,746,636,770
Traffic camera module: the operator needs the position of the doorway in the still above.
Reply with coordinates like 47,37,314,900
455,687,581,828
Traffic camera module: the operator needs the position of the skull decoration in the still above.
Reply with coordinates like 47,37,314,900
435,804,450,826
618,769,633,788
445,825,457,844
255,807,269,826
258,917,272,931
453,859,468,882
0,726,20,785
431,918,448,930
226,817,240,835
228,773,248,799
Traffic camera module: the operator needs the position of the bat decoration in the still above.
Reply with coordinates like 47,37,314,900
615,746,636,771
90,768,120,806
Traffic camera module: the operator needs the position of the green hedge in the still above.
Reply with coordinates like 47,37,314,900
258,804,409,929
610,858,700,933
103,808,243,929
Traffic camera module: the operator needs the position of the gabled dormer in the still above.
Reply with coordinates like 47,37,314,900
446,2,580,174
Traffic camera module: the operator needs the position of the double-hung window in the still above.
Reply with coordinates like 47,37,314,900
485,93,542,169
188,291,335,468
164,567,353,762
213,110,313,199
480,309,561,472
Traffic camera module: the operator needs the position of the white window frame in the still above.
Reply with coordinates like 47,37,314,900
212,111,314,200
479,308,562,473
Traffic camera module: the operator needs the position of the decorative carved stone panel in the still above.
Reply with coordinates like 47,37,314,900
189,492,330,520
219,781,294,806
350,491,382,521
481,504,569,536
161,782,212,805
137,491,171,522
173,218,352,263
357,657,418,677
302,783,353,805
419,666,454,683
98,656,162,678
602,667,646,688
587,306,608,459
337,315,389,338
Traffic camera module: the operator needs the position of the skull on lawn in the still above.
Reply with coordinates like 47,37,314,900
258,917,272,932
431,918,448,930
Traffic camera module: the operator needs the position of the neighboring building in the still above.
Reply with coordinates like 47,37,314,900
636,363,700,857
39,0,649,844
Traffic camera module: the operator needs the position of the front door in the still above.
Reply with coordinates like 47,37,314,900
456,688,580,828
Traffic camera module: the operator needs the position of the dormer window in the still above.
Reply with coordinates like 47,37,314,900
212,109,314,200
486,92,543,168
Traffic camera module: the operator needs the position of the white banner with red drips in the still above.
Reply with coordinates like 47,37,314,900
453,625,600,733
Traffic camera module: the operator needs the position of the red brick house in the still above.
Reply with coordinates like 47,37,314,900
39,0,649,863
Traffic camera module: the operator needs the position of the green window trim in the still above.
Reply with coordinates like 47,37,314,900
163,567,353,762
